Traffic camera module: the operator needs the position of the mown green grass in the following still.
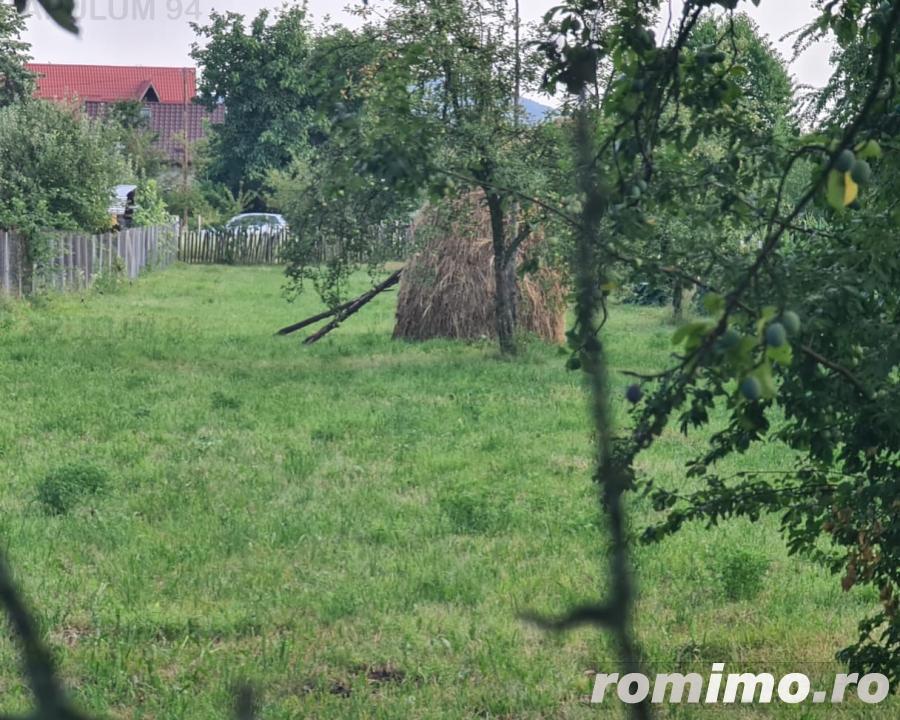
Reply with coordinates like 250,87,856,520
0,265,894,719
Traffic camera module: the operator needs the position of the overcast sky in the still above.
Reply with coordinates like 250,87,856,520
19,0,835,91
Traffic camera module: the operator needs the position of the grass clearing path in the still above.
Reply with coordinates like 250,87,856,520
0,265,893,718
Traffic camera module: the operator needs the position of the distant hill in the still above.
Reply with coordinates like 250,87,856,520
418,81,555,124
521,97,555,124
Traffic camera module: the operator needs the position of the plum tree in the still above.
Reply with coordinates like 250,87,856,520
536,0,900,696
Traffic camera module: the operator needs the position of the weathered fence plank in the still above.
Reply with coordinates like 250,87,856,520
1,232,11,293
0,223,178,297
176,223,414,267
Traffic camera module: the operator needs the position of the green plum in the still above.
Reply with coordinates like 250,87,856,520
781,311,801,335
741,377,762,401
835,149,855,173
850,160,872,185
765,322,787,347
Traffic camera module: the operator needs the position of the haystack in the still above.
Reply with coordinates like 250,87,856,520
393,191,566,343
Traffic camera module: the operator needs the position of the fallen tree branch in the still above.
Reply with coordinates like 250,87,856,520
301,269,403,345
276,270,403,340
276,298,357,336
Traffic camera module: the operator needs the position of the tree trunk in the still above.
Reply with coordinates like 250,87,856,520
485,191,517,355
672,277,684,322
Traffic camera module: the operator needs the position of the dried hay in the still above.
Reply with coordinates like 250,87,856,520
393,191,567,343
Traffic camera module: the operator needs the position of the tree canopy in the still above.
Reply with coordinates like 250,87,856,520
530,0,900,690
190,7,318,196
0,3,34,108
0,101,122,236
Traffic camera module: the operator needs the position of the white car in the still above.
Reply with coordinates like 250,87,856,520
225,213,288,235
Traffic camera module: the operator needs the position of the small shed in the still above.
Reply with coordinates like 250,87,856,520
108,185,137,229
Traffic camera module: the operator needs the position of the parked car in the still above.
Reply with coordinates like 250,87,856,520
225,213,288,235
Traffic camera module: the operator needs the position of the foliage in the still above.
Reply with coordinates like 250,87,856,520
610,13,797,318
132,179,170,227
271,23,423,308
0,3,34,108
158,170,252,229
204,182,258,224
716,546,770,601
0,99,124,288
691,13,793,129
13,0,77,33
533,0,900,688
160,182,212,229
0,101,122,234
374,0,558,354
92,255,127,295
276,1,560,354
190,6,318,196
103,100,166,181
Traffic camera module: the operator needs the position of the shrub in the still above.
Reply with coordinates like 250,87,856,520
133,179,170,227
36,463,110,516
716,546,770,602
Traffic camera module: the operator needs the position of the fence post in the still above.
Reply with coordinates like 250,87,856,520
68,233,76,290
1,231,8,295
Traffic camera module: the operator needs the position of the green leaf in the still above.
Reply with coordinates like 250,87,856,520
767,342,793,366
672,321,712,348
672,324,692,346
702,292,725,315
17,0,78,33
855,140,882,160
735,336,757,363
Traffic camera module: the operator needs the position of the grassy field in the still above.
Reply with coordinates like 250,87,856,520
0,264,894,719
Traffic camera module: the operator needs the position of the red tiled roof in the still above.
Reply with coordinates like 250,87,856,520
84,101,226,163
26,64,196,103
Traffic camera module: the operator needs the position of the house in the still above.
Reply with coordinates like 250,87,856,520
26,64,224,164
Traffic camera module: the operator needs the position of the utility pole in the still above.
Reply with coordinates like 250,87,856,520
510,0,522,255
514,0,521,131
181,67,190,238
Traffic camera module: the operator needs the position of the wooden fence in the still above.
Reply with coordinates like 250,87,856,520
179,228,289,265
178,223,415,266
0,224,177,297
